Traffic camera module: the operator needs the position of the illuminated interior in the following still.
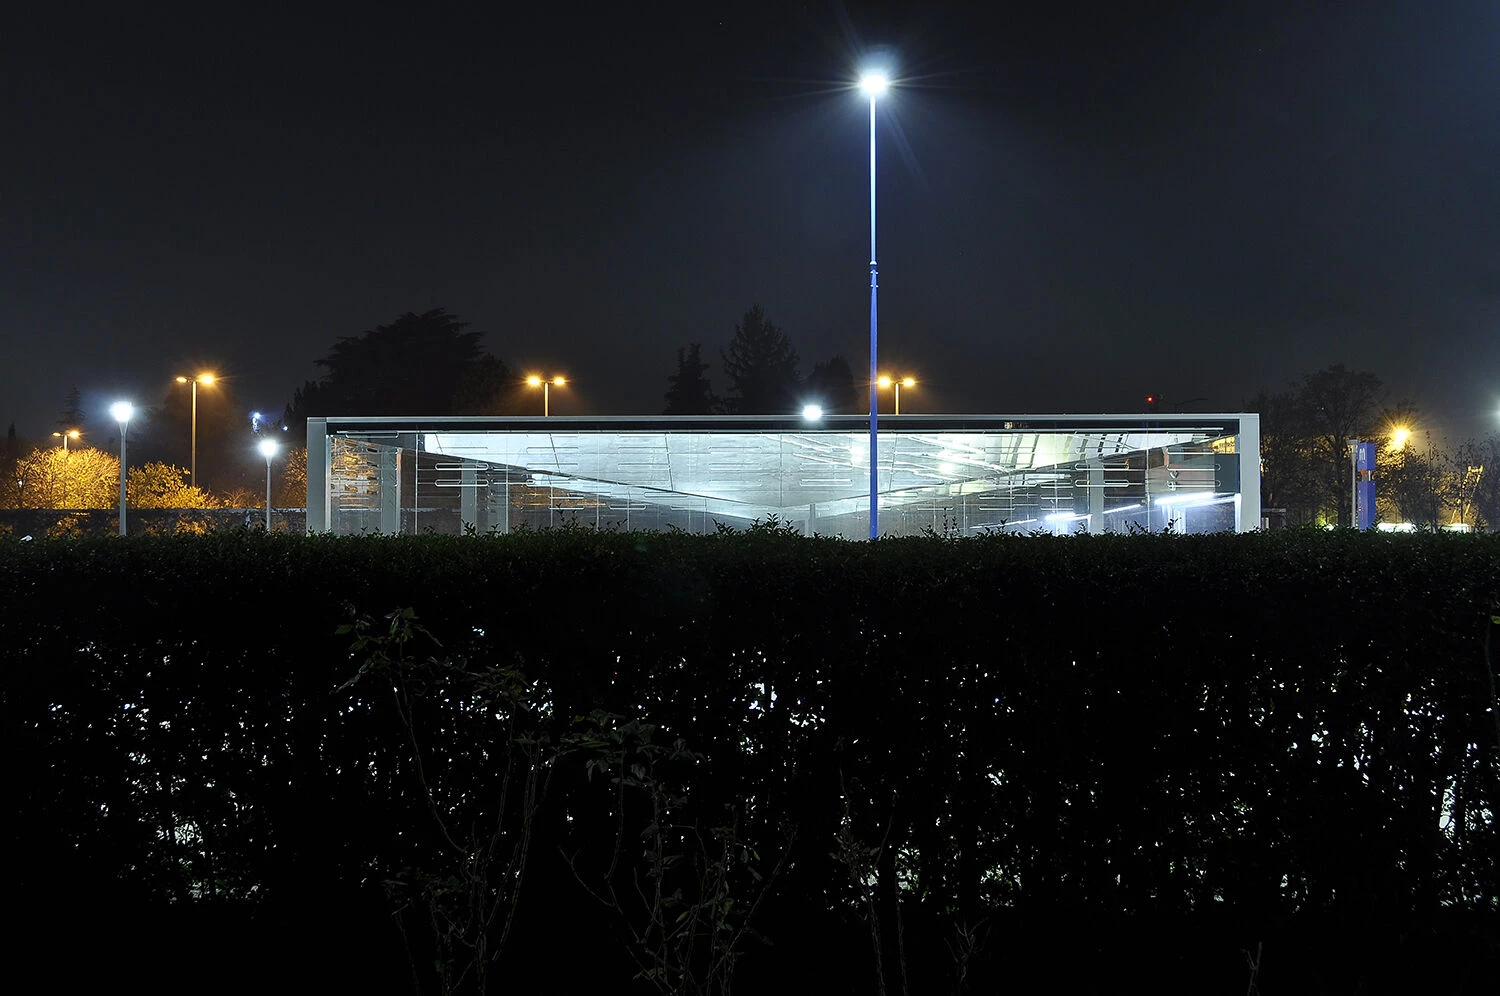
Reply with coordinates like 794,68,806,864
307,414,1261,538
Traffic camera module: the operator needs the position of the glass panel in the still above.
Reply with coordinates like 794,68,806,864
324,422,1247,538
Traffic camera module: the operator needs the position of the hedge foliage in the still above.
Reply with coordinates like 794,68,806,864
2,528,1498,992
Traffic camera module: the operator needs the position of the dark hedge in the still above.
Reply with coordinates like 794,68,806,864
2,528,1498,993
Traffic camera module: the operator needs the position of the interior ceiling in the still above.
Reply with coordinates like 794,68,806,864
417,429,1217,518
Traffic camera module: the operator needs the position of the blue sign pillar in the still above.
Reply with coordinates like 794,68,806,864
1354,440,1376,530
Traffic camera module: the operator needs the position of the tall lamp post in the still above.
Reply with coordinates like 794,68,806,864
175,373,216,489
53,429,81,452
110,402,133,536
258,438,279,531
526,375,567,416
877,375,916,415
860,70,888,539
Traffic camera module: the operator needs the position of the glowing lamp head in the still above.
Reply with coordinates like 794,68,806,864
258,438,279,460
198,373,215,385
859,72,889,98
526,375,543,387
877,375,893,388
1391,426,1411,450
176,376,188,384
802,405,824,420
552,376,566,386
110,402,134,423
901,377,916,388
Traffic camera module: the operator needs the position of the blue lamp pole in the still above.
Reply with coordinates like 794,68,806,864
860,71,888,539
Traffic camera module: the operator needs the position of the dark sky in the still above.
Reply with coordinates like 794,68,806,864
5,1,1500,441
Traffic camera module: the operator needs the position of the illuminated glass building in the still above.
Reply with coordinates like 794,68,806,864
306,414,1261,538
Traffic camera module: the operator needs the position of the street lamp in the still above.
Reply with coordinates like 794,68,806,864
802,404,824,420
876,375,916,415
526,375,567,416
175,373,216,489
52,429,81,452
860,69,889,539
258,438,279,531
110,401,134,536
1391,426,1411,451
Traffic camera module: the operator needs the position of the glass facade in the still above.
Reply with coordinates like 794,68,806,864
307,414,1262,538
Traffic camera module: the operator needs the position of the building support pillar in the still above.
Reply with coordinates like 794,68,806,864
379,446,401,535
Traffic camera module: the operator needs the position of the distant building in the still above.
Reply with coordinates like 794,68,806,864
305,413,1261,537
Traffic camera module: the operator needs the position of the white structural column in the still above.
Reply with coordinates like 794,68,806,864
460,465,478,533
306,418,331,533
1087,458,1105,533
379,447,401,534
1237,413,1262,532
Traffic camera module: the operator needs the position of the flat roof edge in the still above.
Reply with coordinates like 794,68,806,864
313,413,1256,433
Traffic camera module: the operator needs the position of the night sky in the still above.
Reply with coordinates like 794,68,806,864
5,1,1500,441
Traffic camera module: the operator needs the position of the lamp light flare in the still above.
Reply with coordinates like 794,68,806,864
859,72,889,98
526,374,568,415
802,405,824,420
258,438,279,460
110,402,134,423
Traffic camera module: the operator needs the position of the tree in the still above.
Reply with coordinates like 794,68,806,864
1380,434,1445,527
452,354,517,415
126,462,219,509
663,343,718,415
11,446,118,508
57,386,85,432
0,423,24,508
1297,365,1386,525
720,305,800,414
276,446,308,507
1442,440,1485,528
803,356,860,413
1249,389,1320,524
1468,436,1500,529
284,309,508,434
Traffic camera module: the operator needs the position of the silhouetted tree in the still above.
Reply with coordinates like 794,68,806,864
662,343,718,414
453,354,517,415
0,423,25,507
57,386,85,432
285,309,507,434
721,305,800,414
803,356,859,413
1295,365,1386,525
1250,389,1319,523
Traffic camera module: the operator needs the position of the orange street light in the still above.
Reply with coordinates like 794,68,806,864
526,375,567,416
876,375,917,414
175,373,218,488
52,429,81,452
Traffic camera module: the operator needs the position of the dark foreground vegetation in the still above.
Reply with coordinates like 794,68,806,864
3,527,1498,993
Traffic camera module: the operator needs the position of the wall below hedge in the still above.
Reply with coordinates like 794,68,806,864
2,529,1497,992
